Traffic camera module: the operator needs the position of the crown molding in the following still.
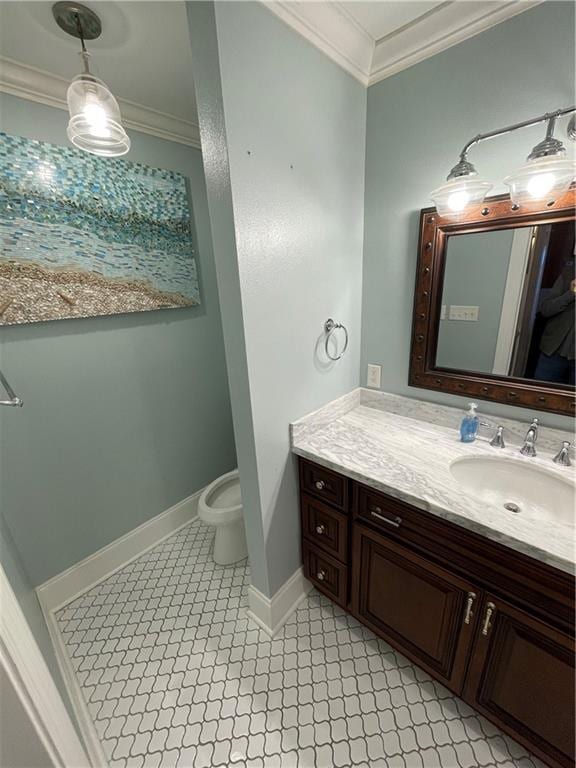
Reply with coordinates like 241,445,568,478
0,57,201,149
369,0,543,86
261,1,373,85
261,1,543,89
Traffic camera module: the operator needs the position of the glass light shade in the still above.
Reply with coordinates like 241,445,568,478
503,155,575,206
430,174,493,218
66,73,130,157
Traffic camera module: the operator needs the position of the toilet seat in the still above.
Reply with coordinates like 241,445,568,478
198,469,247,565
199,469,242,525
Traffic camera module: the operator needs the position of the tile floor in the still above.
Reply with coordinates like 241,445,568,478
55,519,546,768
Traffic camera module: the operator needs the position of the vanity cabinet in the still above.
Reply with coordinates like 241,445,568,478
298,457,575,768
463,595,575,768
352,525,479,692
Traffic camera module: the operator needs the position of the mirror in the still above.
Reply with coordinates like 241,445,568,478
409,190,576,415
436,222,575,384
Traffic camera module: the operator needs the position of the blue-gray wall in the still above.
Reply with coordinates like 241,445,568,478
436,229,514,373
361,1,575,429
188,1,366,596
0,92,236,586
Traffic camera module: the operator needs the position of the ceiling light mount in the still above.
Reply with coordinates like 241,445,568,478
52,2,101,41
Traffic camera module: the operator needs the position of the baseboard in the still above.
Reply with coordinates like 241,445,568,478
37,489,202,613
246,566,313,637
36,488,204,767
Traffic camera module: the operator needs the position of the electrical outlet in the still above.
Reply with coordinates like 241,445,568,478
367,363,381,389
449,305,479,321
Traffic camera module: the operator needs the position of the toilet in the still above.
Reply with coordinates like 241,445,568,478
198,469,247,565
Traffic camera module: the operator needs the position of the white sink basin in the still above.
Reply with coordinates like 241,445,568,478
450,456,575,526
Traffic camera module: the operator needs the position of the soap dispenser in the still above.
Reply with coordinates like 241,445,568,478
460,402,479,443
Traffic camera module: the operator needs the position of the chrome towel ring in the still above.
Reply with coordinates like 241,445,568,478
324,318,349,361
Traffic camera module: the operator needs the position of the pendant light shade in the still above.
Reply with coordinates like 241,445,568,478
503,120,574,206
67,72,130,157
53,2,130,158
430,157,492,218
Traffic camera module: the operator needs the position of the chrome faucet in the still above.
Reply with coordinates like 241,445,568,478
520,418,539,457
553,441,571,467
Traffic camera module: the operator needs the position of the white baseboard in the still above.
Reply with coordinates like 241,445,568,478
246,566,313,637
36,488,204,767
37,489,202,612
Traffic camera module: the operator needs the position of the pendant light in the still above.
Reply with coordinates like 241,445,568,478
503,117,575,206
430,155,493,218
53,2,130,157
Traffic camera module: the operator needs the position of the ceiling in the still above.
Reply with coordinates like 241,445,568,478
0,1,542,146
263,0,543,85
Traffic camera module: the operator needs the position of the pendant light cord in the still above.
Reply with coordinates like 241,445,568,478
74,11,91,75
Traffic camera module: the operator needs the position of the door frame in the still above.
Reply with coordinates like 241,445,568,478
0,564,90,767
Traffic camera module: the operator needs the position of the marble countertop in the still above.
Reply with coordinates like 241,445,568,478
291,390,575,575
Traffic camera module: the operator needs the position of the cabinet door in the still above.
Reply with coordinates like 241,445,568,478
351,524,480,693
463,595,575,768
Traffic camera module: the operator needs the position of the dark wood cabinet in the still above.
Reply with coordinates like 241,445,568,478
298,457,575,768
463,595,575,768
352,524,479,693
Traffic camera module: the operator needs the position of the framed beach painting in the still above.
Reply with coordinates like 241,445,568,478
0,131,200,326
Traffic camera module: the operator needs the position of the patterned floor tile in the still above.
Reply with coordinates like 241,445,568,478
55,519,547,768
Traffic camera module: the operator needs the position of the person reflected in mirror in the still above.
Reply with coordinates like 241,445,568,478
534,258,575,385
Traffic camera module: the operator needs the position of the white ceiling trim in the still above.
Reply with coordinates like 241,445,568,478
0,57,201,149
369,0,543,85
262,2,373,85
262,1,543,88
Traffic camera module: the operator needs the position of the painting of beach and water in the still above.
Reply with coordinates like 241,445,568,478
0,131,200,325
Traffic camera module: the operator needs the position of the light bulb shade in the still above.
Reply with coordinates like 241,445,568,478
503,155,575,206
430,174,493,218
66,73,130,157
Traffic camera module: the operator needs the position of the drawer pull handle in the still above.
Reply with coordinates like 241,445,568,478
316,569,327,581
315,480,326,491
315,524,326,535
463,592,476,625
371,509,402,528
481,602,496,636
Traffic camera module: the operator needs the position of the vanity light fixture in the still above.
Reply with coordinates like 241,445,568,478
430,156,493,218
504,116,575,205
52,2,130,157
431,106,575,219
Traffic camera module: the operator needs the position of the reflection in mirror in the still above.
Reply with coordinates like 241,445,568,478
435,221,575,386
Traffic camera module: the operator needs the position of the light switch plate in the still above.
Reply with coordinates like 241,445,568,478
449,305,479,321
367,363,381,389
441,304,446,320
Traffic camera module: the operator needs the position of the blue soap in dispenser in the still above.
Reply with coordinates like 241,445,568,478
460,402,479,443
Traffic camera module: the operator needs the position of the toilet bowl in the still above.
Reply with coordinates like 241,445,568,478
198,469,247,565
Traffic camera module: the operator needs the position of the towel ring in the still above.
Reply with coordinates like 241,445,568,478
324,318,349,361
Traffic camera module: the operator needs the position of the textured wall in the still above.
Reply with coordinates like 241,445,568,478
361,1,575,429
0,93,236,585
188,1,366,596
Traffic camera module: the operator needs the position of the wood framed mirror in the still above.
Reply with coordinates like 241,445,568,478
409,189,576,416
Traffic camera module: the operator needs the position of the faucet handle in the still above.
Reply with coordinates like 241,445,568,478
553,441,571,467
490,425,505,449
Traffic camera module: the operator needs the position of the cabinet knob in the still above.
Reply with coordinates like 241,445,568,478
481,602,496,636
316,569,327,581
463,591,476,625
315,524,326,535
315,480,326,491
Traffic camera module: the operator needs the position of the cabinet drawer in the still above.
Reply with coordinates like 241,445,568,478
303,541,348,607
356,483,420,537
301,494,348,562
300,459,348,512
